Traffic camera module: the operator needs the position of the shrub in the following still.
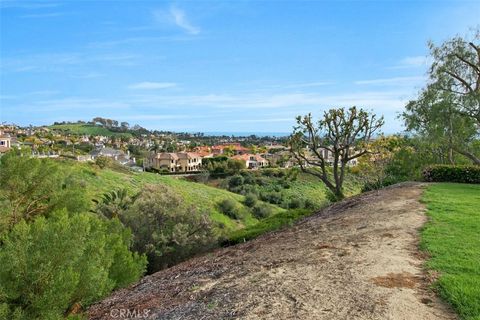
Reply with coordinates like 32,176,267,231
122,184,216,273
287,198,304,209
0,154,89,234
218,199,242,220
244,193,258,207
422,165,480,183
0,210,146,319
252,204,273,219
304,199,316,210
95,156,112,169
228,174,245,188
260,191,283,204
361,176,401,192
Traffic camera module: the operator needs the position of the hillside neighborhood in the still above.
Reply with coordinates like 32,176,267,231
0,122,358,173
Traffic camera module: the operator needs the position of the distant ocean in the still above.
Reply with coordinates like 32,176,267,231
201,132,290,138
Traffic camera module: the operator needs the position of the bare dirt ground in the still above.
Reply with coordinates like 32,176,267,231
88,182,457,320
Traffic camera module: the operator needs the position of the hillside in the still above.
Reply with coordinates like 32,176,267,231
63,160,284,232
50,123,133,138
88,183,456,320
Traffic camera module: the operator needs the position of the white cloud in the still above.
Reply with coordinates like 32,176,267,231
389,56,432,69
354,76,426,86
169,6,200,35
128,90,412,111
20,12,65,18
271,81,335,89
1,52,141,73
230,118,293,123
128,82,177,90
154,6,200,35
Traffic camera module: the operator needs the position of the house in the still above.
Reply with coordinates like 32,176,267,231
231,153,269,169
177,152,202,172
0,131,12,153
263,150,294,168
90,147,134,165
146,152,180,172
212,143,249,155
145,152,203,172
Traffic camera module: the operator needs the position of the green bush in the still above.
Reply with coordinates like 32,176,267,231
218,199,242,220
121,184,216,273
361,176,402,192
0,154,90,234
244,193,258,207
422,165,480,183
260,191,283,204
0,210,146,319
287,198,304,209
228,174,245,188
95,156,112,169
251,204,273,219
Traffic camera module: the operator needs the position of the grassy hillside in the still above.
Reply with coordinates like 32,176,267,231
421,183,480,320
64,160,284,233
50,123,132,138
207,169,362,210
279,171,361,208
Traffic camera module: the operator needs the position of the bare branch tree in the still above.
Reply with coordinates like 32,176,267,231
288,107,384,200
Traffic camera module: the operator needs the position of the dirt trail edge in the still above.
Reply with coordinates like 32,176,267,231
88,182,457,320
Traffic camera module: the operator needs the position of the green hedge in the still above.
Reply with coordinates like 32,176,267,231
422,165,480,184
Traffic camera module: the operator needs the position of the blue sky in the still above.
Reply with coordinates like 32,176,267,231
1,0,479,133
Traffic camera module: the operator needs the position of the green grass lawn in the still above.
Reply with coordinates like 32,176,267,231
50,123,132,138
421,183,480,320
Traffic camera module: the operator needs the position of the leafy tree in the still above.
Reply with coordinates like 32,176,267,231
0,210,146,319
402,30,480,164
121,184,215,273
429,29,480,124
222,146,235,157
226,159,246,174
289,107,384,200
120,122,130,130
0,154,89,234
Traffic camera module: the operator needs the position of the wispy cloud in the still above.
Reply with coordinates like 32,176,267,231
27,90,59,96
0,1,60,9
354,76,426,86
20,12,65,18
169,6,200,35
231,118,293,123
389,56,432,69
71,72,105,79
1,52,141,73
271,81,335,89
128,82,177,90
127,90,412,111
154,6,200,35
87,36,193,48
3,98,131,113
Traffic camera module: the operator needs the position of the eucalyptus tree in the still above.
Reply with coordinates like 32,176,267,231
402,29,480,165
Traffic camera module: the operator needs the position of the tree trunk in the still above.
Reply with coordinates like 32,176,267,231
453,147,480,165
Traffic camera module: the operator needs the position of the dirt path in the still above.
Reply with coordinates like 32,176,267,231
88,183,457,320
